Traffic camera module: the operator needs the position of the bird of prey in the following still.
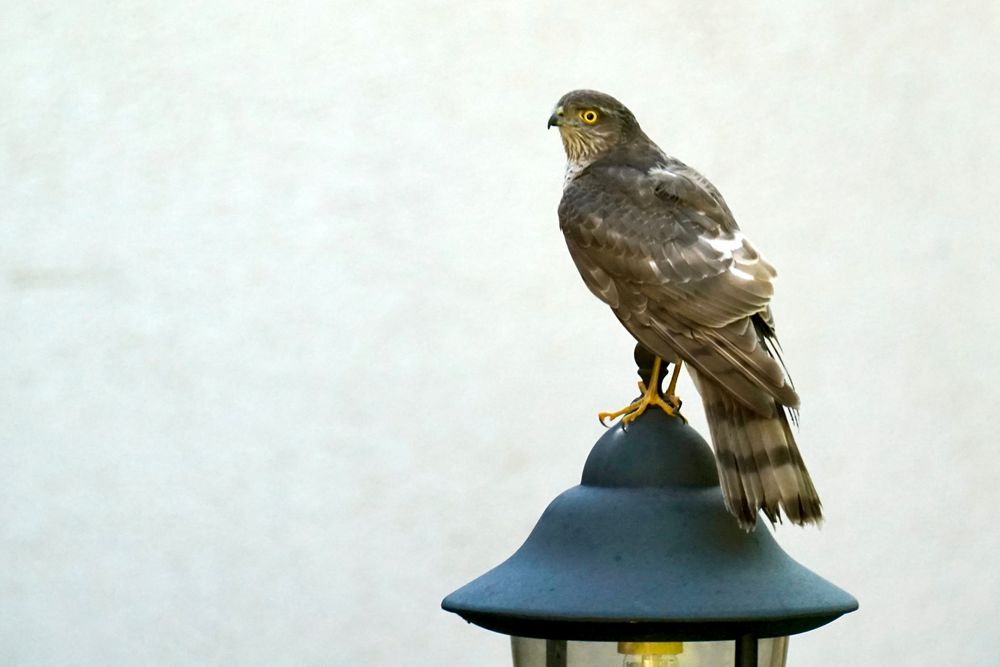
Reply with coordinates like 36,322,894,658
549,89,821,529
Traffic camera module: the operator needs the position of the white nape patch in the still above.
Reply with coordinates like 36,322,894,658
704,233,746,256
648,165,678,180
645,155,674,177
729,266,755,281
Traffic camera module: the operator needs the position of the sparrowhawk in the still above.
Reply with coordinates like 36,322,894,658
549,89,821,530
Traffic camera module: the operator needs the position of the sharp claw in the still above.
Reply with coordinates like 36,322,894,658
601,359,686,427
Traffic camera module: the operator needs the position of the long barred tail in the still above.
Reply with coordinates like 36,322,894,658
691,369,822,530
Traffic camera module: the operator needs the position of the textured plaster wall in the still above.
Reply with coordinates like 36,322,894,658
2,2,998,665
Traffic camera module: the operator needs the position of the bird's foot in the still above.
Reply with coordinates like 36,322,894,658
598,379,685,427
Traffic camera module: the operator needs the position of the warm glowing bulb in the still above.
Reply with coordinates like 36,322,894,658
619,642,683,667
622,654,679,667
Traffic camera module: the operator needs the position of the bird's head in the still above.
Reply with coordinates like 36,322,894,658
548,89,642,162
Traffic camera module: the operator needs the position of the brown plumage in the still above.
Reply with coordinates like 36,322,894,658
550,89,821,529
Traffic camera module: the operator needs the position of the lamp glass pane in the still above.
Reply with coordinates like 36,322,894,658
511,637,788,667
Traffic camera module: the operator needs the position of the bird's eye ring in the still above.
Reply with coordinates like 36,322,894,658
579,109,599,125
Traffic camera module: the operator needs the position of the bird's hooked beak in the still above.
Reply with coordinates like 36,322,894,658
547,105,564,129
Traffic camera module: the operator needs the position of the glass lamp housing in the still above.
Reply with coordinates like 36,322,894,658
511,637,788,667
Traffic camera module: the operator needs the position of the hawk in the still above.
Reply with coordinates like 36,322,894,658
549,89,821,529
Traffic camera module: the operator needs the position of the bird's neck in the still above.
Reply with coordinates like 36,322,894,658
563,134,664,188
563,155,596,187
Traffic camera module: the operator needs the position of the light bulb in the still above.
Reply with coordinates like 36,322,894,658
621,654,679,667
619,642,683,667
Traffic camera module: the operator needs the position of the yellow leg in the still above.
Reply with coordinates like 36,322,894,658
664,360,683,412
598,357,686,426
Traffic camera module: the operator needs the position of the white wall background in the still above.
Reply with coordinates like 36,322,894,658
2,2,999,665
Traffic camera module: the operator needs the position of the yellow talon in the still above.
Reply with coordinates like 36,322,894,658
598,357,686,426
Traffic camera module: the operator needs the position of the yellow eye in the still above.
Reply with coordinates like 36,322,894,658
579,109,599,125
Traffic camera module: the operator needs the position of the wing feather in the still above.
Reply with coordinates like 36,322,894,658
560,155,798,413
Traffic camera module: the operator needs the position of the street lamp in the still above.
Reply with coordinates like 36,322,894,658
442,410,857,666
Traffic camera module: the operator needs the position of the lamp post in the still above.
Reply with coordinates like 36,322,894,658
442,409,857,666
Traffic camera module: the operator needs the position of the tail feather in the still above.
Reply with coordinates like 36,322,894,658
744,415,785,524
692,369,822,530
712,407,753,523
779,411,822,522
725,396,764,518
